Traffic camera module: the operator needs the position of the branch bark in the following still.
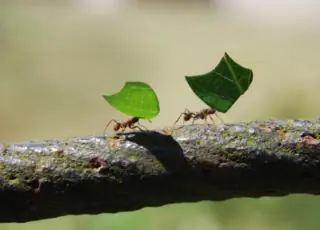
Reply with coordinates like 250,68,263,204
1,119,320,223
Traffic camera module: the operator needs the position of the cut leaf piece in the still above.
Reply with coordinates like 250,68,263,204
102,81,160,119
185,52,253,113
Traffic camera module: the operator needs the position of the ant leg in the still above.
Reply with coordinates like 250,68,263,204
131,125,144,131
191,118,196,124
203,117,208,125
191,113,198,125
119,126,126,133
208,115,216,124
136,121,148,130
214,112,224,124
174,112,185,126
103,119,118,136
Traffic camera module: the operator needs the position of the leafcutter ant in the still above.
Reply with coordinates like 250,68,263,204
174,108,223,126
103,117,150,135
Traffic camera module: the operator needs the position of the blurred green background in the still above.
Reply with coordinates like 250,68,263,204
1,0,320,229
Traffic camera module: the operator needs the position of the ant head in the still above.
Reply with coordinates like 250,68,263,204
113,123,121,131
184,113,193,121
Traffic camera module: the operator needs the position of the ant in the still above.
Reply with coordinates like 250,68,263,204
103,117,150,135
174,108,223,126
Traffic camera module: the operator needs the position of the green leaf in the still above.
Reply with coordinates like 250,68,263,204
185,52,253,113
102,81,160,119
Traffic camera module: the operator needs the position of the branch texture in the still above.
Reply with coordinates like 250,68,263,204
1,119,320,223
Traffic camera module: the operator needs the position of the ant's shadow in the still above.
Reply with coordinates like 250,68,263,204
120,131,191,173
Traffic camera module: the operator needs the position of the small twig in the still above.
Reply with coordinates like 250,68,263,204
1,118,320,223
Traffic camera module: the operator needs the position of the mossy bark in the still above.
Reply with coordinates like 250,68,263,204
1,119,320,223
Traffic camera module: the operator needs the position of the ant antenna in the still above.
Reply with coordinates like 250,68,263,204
103,119,119,136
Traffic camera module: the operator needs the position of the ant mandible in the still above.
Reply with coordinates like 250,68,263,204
103,117,150,135
174,108,223,126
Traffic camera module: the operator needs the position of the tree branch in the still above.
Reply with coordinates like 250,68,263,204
1,119,320,223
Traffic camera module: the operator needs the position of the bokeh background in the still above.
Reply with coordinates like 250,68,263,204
1,0,320,229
